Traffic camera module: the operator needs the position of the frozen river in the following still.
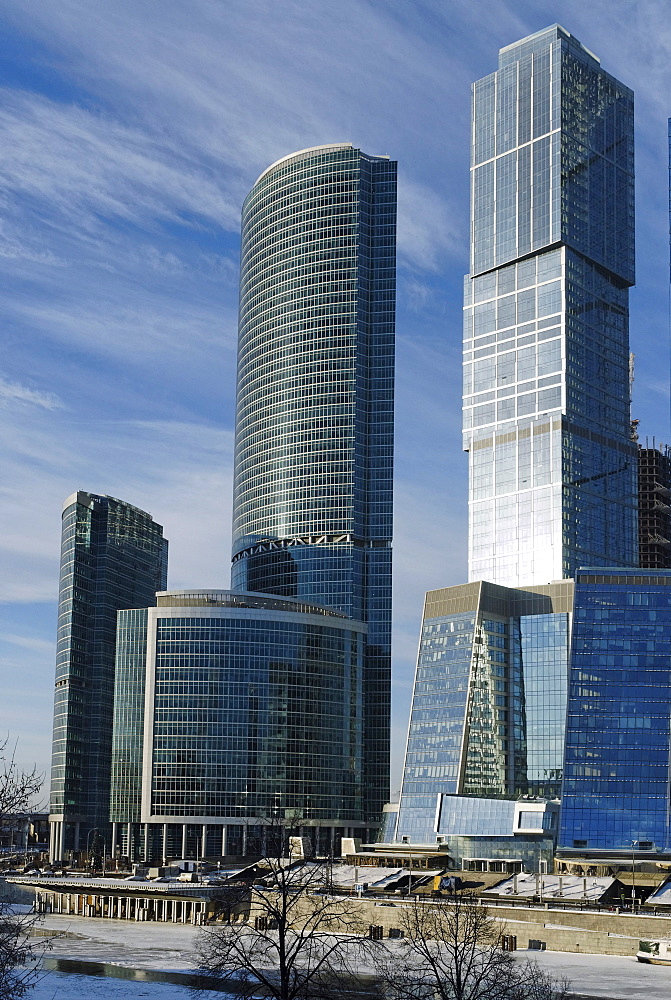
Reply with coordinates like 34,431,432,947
31,970,195,999
18,911,671,1000
32,912,207,997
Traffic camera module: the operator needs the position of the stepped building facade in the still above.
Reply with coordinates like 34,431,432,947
464,24,637,587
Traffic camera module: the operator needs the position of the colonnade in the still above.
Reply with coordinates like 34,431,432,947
34,890,210,924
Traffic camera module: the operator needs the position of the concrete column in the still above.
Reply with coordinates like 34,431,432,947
49,821,60,863
201,824,207,860
181,825,187,859
111,823,117,861
144,824,150,863
74,822,81,853
162,824,168,864
221,826,226,857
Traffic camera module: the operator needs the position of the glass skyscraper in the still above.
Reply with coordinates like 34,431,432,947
49,492,168,861
395,580,572,855
464,25,637,587
231,144,396,820
560,569,671,860
110,591,368,862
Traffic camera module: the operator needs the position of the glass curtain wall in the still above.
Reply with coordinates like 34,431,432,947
560,570,671,856
110,592,369,861
465,25,637,587
49,492,167,861
232,145,396,820
396,581,572,844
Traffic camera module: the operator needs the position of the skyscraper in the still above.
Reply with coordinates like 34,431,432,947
464,24,637,587
393,27,638,866
49,492,168,861
231,144,396,820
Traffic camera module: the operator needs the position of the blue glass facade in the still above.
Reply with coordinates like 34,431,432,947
520,613,569,797
110,591,370,862
465,25,637,587
49,492,168,861
560,570,671,856
109,608,148,835
231,145,396,820
396,581,573,846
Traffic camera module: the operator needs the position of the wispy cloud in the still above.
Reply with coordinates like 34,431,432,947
0,376,62,410
0,90,237,232
3,633,54,655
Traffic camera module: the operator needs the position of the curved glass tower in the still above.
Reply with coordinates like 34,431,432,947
232,144,396,820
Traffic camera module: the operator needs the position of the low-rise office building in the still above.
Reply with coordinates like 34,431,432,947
110,590,373,861
559,568,671,864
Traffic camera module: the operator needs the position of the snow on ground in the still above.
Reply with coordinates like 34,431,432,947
512,948,671,1000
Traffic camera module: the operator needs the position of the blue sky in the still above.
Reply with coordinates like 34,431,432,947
1,0,670,792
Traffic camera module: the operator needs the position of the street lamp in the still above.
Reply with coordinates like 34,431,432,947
23,818,29,867
86,828,99,869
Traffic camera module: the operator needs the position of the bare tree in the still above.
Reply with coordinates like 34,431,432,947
0,742,41,835
193,832,372,999
374,891,569,1000
0,738,44,998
